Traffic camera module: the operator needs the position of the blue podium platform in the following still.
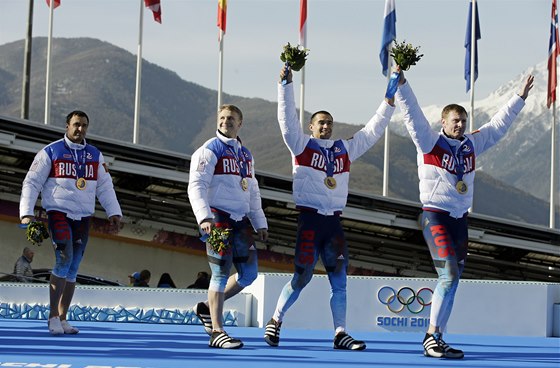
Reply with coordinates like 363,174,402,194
0,319,558,368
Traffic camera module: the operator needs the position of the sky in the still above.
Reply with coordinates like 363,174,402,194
0,0,553,125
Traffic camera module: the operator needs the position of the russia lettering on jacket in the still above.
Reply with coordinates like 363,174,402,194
52,160,98,179
295,144,351,174
423,140,475,175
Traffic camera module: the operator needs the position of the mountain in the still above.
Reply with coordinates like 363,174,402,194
392,61,559,203
0,38,554,226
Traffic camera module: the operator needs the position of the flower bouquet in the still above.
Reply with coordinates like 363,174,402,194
280,42,309,72
385,40,423,99
25,221,50,246
202,227,232,253
280,42,309,84
390,40,423,71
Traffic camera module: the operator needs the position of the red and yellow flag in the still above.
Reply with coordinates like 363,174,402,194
217,0,227,40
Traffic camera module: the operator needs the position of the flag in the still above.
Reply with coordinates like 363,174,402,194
379,0,396,77
144,0,162,23
45,0,60,8
300,0,307,47
548,0,560,108
464,1,481,92
218,0,227,41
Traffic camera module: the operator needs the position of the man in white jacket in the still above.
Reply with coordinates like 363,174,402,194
264,67,396,350
189,104,268,349
395,71,534,359
20,110,122,335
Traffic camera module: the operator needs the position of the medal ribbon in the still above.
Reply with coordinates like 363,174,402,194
319,146,335,178
446,143,465,182
65,142,87,180
228,143,247,179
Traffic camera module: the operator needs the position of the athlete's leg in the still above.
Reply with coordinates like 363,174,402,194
421,210,467,359
59,217,89,324
206,214,234,332
47,211,74,320
321,216,365,350
438,261,465,331
59,281,76,319
320,216,348,333
272,212,320,323
48,274,66,319
429,259,460,330
226,218,258,300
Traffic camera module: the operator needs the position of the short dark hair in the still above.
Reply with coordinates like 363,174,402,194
218,104,243,121
310,110,333,124
441,104,467,119
65,110,89,125
139,269,151,281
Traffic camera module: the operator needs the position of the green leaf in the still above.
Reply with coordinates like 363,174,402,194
280,42,309,72
26,221,49,246
207,227,232,253
389,40,424,71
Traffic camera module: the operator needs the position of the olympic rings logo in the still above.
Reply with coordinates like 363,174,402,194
377,286,433,314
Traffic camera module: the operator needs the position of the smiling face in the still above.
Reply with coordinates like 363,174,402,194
65,114,89,144
309,112,334,139
441,104,468,140
217,106,243,139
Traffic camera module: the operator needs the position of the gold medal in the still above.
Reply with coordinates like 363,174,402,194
324,176,337,190
76,177,87,190
456,180,468,195
240,178,249,191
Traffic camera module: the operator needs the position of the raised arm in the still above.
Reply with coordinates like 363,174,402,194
395,73,439,153
471,75,533,155
277,67,308,156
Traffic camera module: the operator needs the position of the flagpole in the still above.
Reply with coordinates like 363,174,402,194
548,0,559,229
380,0,395,197
382,56,392,197
551,101,558,228
299,0,307,126
133,0,144,144
469,0,476,132
299,68,306,125
44,0,55,125
21,0,33,120
218,31,224,109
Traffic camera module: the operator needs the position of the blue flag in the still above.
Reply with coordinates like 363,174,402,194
464,1,481,92
379,0,397,77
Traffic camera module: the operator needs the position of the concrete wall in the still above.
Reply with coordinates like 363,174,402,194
2,273,558,337
245,273,560,337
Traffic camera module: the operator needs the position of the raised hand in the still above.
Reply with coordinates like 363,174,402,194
518,75,534,101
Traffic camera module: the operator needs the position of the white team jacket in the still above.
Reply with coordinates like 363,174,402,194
278,82,395,215
19,136,122,221
188,132,267,230
396,81,526,218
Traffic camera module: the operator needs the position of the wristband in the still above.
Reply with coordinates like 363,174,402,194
385,72,400,99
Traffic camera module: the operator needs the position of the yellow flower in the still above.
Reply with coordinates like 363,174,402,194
26,221,50,246
207,227,232,253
